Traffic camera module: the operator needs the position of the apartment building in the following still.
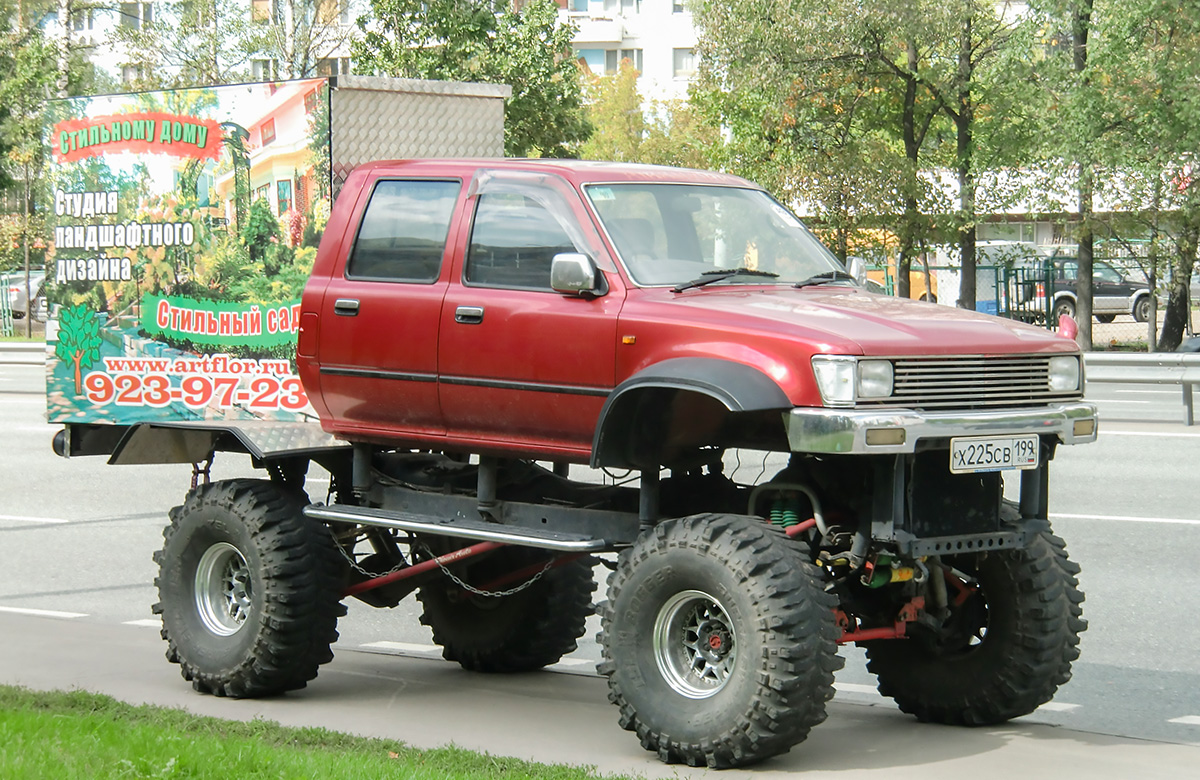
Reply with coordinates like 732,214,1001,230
560,0,698,104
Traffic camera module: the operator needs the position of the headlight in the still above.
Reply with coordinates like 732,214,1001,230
1048,355,1081,392
857,360,894,399
811,356,894,406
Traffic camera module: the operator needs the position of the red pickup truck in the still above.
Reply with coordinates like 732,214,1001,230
65,159,1097,769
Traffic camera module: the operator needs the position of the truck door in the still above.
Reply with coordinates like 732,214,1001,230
438,171,622,458
315,177,464,437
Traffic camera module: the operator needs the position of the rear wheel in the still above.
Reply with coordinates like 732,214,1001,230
418,546,596,672
1133,296,1151,323
153,479,346,697
1095,313,1116,323
598,514,841,768
863,523,1086,725
1054,298,1076,322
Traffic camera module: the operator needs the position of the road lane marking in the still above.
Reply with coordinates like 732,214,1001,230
834,682,881,697
0,606,87,619
0,513,69,524
360,641,441,654
1051,512,1200,526
1169,716,1200,726
123,619,161,627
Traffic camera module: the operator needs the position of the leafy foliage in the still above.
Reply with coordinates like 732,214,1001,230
353,0,590,157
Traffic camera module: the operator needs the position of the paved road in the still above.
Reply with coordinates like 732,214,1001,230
4,361,1200,773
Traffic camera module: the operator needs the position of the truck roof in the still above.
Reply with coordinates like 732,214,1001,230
347,158,760,189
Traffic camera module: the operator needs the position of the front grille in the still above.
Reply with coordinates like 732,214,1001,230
856,355,1082,411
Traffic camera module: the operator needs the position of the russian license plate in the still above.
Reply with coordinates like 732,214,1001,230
949,435,1039,474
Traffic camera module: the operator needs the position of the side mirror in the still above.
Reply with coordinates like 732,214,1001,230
845,255,867,285
551,253,605,297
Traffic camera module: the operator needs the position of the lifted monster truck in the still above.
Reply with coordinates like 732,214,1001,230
61,159,1096,769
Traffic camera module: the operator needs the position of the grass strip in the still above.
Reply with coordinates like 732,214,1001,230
0,685,637,780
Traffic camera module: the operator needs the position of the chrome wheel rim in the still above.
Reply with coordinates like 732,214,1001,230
653,589,737,699
194,542,252,636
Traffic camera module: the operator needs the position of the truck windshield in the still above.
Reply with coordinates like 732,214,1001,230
584,183,846,288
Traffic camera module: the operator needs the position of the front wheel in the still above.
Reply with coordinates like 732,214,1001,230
863,526,1086,725
598,514,841,768
153,479,346,698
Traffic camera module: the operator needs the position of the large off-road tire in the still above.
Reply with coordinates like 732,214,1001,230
153,479,346,698
863,524,1086,725
598,513,841,769
417,547,596,672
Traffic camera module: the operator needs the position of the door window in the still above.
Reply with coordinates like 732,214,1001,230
465,192,582,290
347,180,460,283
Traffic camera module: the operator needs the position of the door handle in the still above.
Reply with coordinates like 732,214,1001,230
455,306,484,325
334,298,359,316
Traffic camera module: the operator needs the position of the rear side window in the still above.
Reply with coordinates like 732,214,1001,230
347,179,460,282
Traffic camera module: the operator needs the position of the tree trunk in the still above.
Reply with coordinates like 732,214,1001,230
956,15,976,310
56,0,71,98
1158,218,1198,351
897,40,920,300
1072,1,1094,350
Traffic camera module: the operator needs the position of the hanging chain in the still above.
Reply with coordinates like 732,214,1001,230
416,543,555,598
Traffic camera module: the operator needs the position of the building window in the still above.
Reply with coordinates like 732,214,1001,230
254,184,270,204
316,57,351,76
317,0,341,24
251,59,276,81
604,0,640,13
251,0,273,23
277,179,293,215
120,3,153,29
73,10,94,30
673,1,686,12
570,0,588,10
121,65,144,84
605,48,643,73
261,119,276,146
304,88,320,113
673,48,696,78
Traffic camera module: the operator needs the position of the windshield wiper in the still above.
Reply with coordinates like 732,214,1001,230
793,270,857,289
672,267,779,293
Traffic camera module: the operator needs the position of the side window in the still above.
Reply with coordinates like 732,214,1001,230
465,192,580,289
347,179,460,282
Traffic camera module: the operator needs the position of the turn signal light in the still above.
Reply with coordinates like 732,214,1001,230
865,428,906,446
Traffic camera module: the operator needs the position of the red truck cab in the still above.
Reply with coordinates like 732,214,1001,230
298,159,1094,470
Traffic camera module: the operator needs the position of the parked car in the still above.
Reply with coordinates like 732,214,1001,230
1047,256,1152,323
4,271,46,321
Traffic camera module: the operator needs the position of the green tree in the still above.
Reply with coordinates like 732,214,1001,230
110,0,258,89
255,0,358,79
579,61,646,162
692,0,952,278
55,303,102,395
353,0,590,157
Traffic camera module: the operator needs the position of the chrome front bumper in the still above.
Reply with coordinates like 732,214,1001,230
783,402,1098,455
